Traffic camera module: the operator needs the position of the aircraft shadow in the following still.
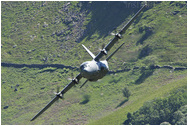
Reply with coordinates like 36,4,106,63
80,99,90,105
79,94,91,105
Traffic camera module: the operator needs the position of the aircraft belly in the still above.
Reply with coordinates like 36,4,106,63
81,68,108,81
80,60,109,81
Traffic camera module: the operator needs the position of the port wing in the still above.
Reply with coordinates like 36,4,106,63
31,73,82,121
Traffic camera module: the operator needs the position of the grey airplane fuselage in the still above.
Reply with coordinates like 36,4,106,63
80,60,109,81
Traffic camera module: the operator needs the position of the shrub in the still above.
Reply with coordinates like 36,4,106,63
122,87,131,99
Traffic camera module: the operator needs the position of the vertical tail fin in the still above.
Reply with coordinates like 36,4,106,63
82,44,96,59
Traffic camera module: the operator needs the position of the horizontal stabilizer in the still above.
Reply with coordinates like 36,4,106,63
82,44,95,59
80,79,88,88
106,42,125,61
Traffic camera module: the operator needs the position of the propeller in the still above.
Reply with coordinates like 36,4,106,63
97,43,106,55
110,26,119,36
110,27,117,36
68,73,74,80
110,32,116,36
110,32,122,39
98,43,108,55
101,43,105,49
54,85,63,99
56,85,60,93
53,85,59,95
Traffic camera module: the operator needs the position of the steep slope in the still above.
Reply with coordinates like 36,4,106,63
1,1,187,125
1,1,186,67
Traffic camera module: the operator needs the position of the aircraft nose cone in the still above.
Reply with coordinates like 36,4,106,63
80,68,89,78
82,68,87,73
80,64,84,70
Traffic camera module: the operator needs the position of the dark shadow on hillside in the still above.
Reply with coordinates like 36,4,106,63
38,69,56,73
80,99,89,105
1,62,79,71
135,68,154,84
138,44,153,59
115,99,128,109
79,1,143,41
136,26,154,45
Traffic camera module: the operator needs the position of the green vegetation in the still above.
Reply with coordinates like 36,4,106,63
122,87,131,99
88,71,187,125
1,1,187,125
124,87,187,125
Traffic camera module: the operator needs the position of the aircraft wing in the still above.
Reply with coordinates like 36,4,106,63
31,73,82,121
94,4,146,61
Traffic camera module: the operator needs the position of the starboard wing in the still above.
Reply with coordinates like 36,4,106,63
31,73,82,121
31,95,59,121
119,4,146,35
94,4,146,61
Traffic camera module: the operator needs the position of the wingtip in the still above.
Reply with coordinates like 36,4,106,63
30,118,34,121
143,2,147,7
30,116,37,121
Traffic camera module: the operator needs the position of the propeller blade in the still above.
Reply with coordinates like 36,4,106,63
102,43,105,49
57,86,60,93
31,96,59,121
110,33,116,36
71,73,74,79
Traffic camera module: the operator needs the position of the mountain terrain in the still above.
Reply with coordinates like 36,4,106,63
1,1,187,125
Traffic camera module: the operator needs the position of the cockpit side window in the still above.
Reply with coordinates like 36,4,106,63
80,63,89,69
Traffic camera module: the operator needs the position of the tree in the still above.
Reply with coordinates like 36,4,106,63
172,105,187,125
123,87,187,125
172,110,184,124
122,87,131,99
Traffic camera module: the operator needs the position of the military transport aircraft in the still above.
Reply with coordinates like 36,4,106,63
31,4,146,121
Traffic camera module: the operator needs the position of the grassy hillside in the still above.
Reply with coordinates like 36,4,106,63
1,1,187,125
